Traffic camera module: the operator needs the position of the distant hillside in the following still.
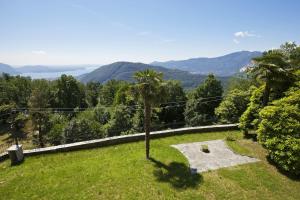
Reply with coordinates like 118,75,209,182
79,62,228,89
0,63,19,75
151,51,262,76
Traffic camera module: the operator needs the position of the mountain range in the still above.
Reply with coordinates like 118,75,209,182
1,51,262,88
151,51,262,76
0,63,19,75
79,61,228,89
0,64,96,75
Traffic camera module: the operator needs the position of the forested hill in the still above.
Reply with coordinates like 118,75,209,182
151,51,262,76
79,61,228,89
0,63,19,75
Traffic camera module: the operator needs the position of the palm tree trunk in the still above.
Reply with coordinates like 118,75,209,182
263,80,270,106
144,100,151,159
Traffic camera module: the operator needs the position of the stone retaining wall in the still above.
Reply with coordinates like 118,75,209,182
0,124,238,161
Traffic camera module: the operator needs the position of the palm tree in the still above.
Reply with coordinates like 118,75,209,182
134,69,165,159
249,50,290,106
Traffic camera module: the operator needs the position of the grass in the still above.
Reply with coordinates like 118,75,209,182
0,130,299,199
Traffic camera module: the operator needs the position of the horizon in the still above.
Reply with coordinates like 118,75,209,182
5,50,260,67
1,0,299,65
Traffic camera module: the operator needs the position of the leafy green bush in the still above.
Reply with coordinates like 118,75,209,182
94,106,111,125
258,88,300,175
239,86,264,132
132,106,161,132
215,89,251,123
0,103,16,124
47,114,68,145
225,134,236,141
64,118,105,143
47,123,66,145
104,105,133,137
201,144,209,153
12,113,27,130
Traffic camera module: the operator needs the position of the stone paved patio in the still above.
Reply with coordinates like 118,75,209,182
171,140,259,173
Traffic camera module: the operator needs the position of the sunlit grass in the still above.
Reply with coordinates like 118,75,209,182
0,130,299,200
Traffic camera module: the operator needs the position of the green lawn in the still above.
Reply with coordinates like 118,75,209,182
0,131,299,200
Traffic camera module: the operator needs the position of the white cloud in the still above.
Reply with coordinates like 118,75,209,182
234,31,259,38
233,39,240,44
233,31,261,44
32,50,47,55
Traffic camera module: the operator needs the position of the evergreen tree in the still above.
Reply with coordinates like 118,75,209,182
29,79,51,147
185,74,223,126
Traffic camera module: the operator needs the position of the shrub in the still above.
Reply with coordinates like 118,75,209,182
257,88,300,175
104,105,133,137
46,114,67,145
201,144,209,153
239,86,264,132
64,118,105,143
226,134,236,141
94,106,111,125
13,113,27,130
47,123,66,145
215,89,251,123
132,106,161,132
0,103,16,124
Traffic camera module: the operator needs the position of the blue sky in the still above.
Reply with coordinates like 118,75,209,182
0,0,299,65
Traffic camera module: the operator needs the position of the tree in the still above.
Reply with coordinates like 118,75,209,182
132,105,160,132
10,112,27,145
29,80,52,147
0,103,16,124
54,75,86,109
104,105,134,136
85,82,102,107
94,105,111,125
0,74,31,107
11,76,32,107
185,74,223,126
47,114,67,145
280,41,297,57
114,83,135,106
215,88,251,123
98,80,123,106
134,69,165,159
249,50,291,106
290,46,300,68
64,117,104,143
225,76,256,94
158,80,187,128
239,86,264,133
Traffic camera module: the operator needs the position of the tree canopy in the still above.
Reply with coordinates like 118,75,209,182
185,74,223,126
